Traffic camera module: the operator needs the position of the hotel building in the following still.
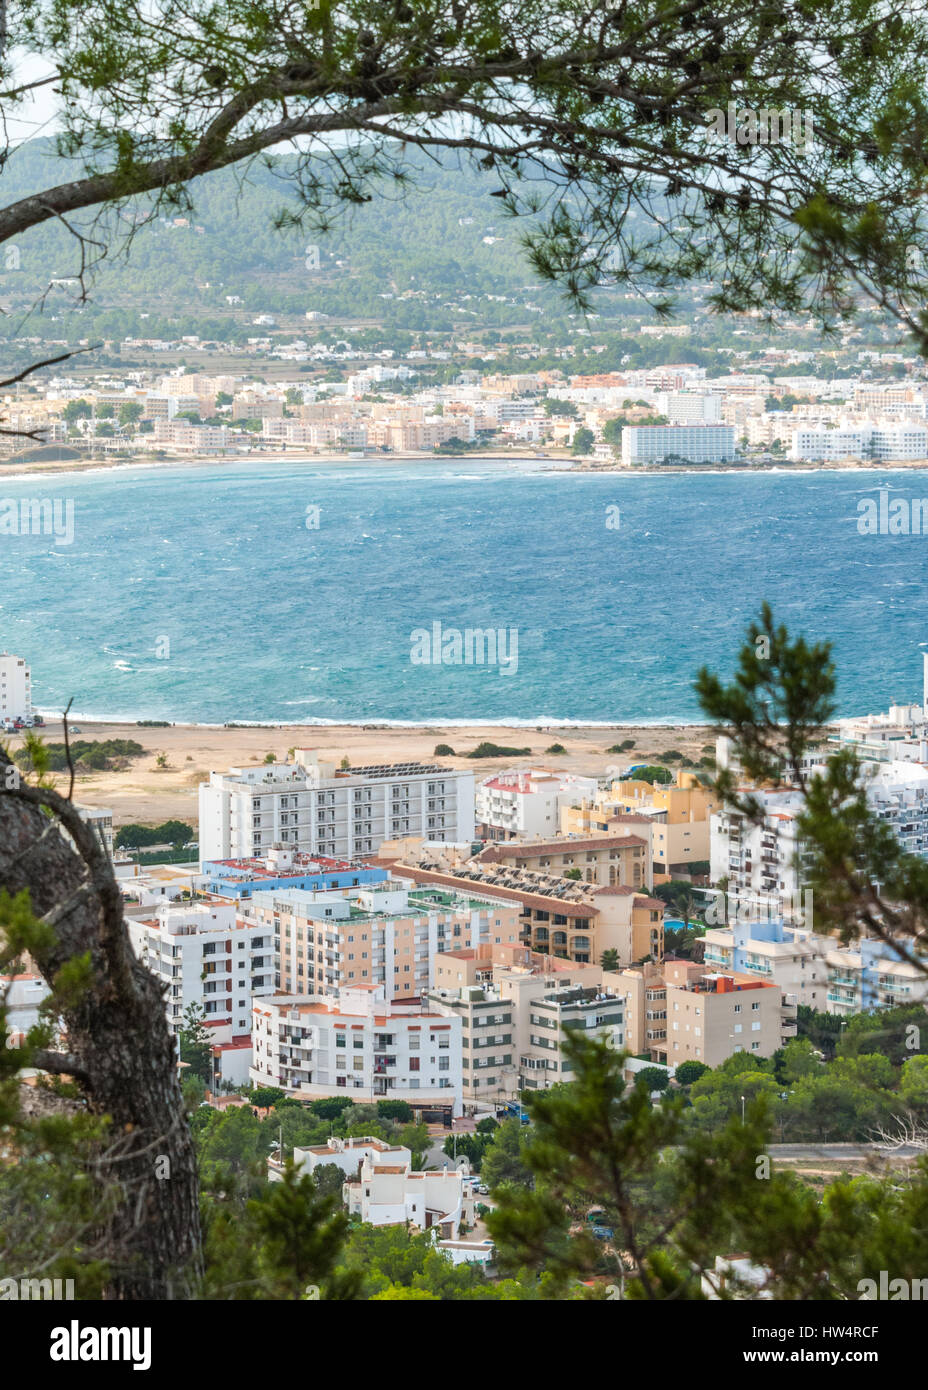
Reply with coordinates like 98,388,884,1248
198,751,475,863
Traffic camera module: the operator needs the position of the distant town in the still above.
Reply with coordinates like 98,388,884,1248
6,353,928,468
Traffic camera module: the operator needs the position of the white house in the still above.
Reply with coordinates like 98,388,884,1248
344,1153,473,1239
475,769,598,841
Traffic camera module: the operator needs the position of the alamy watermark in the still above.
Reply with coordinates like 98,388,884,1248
0,1276,75,1299
704,888,814,928
858,1272,928,1300
857,492,928,535
0,497,74,545
410,621,519,676
704,103,814,151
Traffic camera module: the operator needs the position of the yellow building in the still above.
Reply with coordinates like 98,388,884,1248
561,771,718,881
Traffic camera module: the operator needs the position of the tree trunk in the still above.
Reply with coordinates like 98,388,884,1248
0,775,203,1298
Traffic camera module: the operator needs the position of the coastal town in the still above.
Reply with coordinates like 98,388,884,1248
6,354,928,469
6,0,928,1334
4,641,928,1286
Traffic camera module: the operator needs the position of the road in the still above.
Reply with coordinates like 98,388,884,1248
769,1142,922,1160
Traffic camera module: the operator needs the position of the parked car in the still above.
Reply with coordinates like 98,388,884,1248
32,714,44,726
22,716,34,727
69,726,82,734
591,1226,615,1241
475,1184,489,1195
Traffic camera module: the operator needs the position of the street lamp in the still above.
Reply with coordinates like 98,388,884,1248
741,1094,746,1125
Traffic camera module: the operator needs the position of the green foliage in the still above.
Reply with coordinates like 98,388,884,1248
571,427,594,455
673,1061,709,1087
443,1130,492,1171
250,1087,286,1110
486,1030,928,1299
178,1003,213,1086
308,1096,355,1121
635,1067,671,1094
433,743,455,756
467,742,532,758
182,1074,207,1110
14,738,144,773
480,1118,534,1192
202,1161,355,1300
376,1100,414,1123
336,1224,540,1301
115,819,193,849
631,765,673,785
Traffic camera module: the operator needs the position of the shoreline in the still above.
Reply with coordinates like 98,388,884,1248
5,449,928,481
16,717,719,826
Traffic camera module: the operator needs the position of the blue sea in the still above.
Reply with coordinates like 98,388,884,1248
0,458,925,725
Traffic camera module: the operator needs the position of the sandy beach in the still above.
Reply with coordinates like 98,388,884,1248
13,718,718,827
0,447,567,478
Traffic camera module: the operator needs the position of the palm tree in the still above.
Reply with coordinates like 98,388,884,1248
601,948,620,972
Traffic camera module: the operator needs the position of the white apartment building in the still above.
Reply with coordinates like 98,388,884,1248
710,792,807,920
860,759,928,857
199,751,475,863
621,424,736,465
0,652,31,720
789,419,928,462
250,985,463,1115
152,420,231,452
127,900,275,1035
654,392,723,424
475,768,598,840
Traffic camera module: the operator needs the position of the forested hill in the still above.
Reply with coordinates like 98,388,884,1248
0,139,636,339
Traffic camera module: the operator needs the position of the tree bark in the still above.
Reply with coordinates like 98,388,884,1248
0,771,203,1298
